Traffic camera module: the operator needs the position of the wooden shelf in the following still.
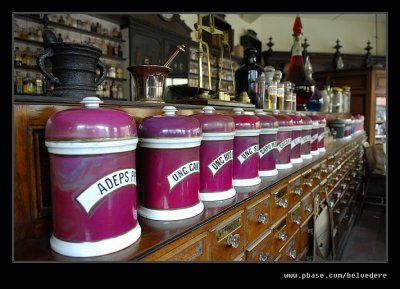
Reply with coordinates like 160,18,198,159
14,37,43,46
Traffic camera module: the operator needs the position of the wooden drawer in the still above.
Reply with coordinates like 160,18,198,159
158,232,209,261
246,230,274,262
245,194,270,246
233,252,245,261
270,185,289,223
320,159,329,178
287,203,302,237
271,215,289,255
279,231,300,262
288,175,303,208
209,210,245,261
299,216,313,253
300,191,314,221
312,163,322,183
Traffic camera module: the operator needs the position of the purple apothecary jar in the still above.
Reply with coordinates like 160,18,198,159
45,97,141,257
138,106,204,220
287,113,304,164
192,106,236,201
255,109,279,176
308,114,320,156
299,114,313,160
318,115,327,152
343,118,352,139
231,108,261,186
271,113,293,170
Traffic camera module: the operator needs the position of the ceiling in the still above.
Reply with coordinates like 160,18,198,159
240,13,387,24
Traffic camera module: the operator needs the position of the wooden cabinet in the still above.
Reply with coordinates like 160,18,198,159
313,68,386,146
13,102,367,261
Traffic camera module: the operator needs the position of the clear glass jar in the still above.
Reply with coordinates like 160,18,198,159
331,87,343,113
342,86,351,113
254,74,266,109
283,81,292,111
320,84,331,113
108,65,116,78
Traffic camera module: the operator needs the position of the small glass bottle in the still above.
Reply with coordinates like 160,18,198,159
254,74,266,109
96,83,104,98
107,42,114,56
282,16,314,111
283,81,292,111
110,81,118,99
34,73,43,95
23,72,34,94
117,85,124,99
116,66,124,79
108,65,116,78
103,81,110,98
234,47,265,107
14,47,22,66
15,71,23,94
117,44,123,57
277,83,284,111
264,66,275,109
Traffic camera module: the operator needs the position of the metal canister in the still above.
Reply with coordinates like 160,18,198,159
192,106,236,201
299,114,313,160
308,113,320,155
255,109,278,176
287,113,304,163
271,113,294,169
231,108,261,186
329,118,346,139
138,106,204,220
45,97,140,257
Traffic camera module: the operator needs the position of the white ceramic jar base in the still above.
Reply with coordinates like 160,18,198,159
311,150,319,155
138,202,204,221
199,187,236,201
233,176,261,187
301,154,313,159
259,169,278,177
318,148,326,153
276,162,293,170
50,224,141,257
291,157,303,164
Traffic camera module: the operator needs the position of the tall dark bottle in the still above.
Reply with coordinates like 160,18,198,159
235,47,265,108
282,16,314,111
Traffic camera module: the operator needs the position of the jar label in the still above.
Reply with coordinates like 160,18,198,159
277,138,291,152
291,137,302,148
167,161,200,190
318,132,325,142
76,168,136,214
301,135,311,144
237,145,259,164
311,134,318,143
208,150,233,176
259,141,277,158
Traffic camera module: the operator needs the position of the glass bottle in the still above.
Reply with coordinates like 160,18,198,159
283,81,292,111
254,74,266,109
117,85,124,99
103,81,110,98
342,86,351,113
116,66,124,79
282,16,314,111
264,66,275,109
108,65,116,78
117,44,123,58
34,73,43,95
14,47,22,66
235,47,265,107
320,84,331,113
277,83,284,111
23,72,34,94
331,87,343,113
15,71,23,94
110,81,118,99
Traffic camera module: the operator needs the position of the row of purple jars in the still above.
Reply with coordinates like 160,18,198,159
44,98,328,258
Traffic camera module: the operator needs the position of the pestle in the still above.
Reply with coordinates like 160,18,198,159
163,44,186,67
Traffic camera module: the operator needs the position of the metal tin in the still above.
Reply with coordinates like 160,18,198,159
329,118,346,139
45,97,140,257
231,108,261,186
299,114,312,159
271,113,294,169
138,106,204,220
192,106,236,201
255,109,278,176
287,113,304,163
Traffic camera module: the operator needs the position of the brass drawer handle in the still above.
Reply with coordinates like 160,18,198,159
277,230,288,241
293,186,303,196
304,204,313,212
277,198,288,208
288,249,297,259
292,215,302,225
304,179,313,187
259,252,270,262
226,233,240,248
257,213,269,225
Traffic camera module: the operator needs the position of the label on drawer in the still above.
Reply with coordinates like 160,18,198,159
237,145,259,164
208,150,233,175
167,161,200,190
76,168,136,213
259,141,276,158
216,217,241,242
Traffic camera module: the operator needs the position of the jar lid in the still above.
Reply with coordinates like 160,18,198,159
332,87,343,92
45,97,137,141
342,86,351,91
139,106,201,138
255,109,278,133
329,118,346,127
300,115,313,128
45,97,138,155
271,113,293,131
192,106,235,141
231,108,260,136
